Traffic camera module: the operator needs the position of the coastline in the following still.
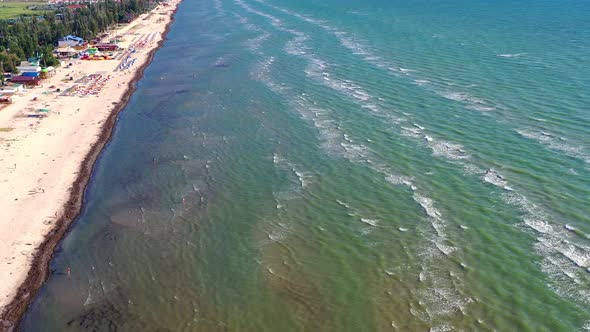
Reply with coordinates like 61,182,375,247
0,1,181,329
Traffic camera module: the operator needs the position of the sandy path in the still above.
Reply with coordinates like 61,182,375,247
0,0,181,314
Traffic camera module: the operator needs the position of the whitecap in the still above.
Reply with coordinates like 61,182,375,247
482,169,507,187
360,218,379,227
497,53,526,58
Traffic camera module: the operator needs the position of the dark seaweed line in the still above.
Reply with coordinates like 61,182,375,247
0,4,182,331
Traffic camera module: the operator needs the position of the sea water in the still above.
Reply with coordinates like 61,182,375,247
22,0,590,330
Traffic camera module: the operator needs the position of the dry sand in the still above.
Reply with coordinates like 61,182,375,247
0,0,181,321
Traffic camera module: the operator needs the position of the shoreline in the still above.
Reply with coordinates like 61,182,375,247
0,2,181,330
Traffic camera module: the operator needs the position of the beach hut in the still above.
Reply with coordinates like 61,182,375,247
0,83,24,94
22,72,40,78
56,46,77,59
10,76,41,86
17,62,41,75
40,67,55,79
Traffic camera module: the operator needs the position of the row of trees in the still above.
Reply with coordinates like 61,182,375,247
0,0,156,73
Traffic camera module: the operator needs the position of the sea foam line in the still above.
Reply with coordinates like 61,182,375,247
244,0,590,323
517,128,590,166
237,3,475,327
254,0,590,168
241,0,466,259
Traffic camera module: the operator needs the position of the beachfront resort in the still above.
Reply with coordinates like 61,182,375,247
0,27,162,108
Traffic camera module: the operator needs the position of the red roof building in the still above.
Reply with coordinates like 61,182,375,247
10,76,41,86
94,43,119,51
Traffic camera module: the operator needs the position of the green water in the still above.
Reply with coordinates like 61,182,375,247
22,0,590,330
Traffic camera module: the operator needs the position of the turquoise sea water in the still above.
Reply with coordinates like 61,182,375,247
21,0,590,330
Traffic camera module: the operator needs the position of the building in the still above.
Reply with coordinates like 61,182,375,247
0,93,14,104
40,67,56,79
22,72,40,78
0,83,24,94
66,4,87,9
55,46,78,59
10,76,41,86
17,61,41,75
58,35,86,49
94,43,119,52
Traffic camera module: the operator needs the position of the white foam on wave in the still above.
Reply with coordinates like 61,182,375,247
413,193,449,241
238,7,474,320
414,250,472,326
335,199,381,229
482,168,507,187
336,199,350,209
430,141,469,160
235,0,283,28
261,0,502,118
213,0,223,16
360,218,379,227
415,79,430,86
399,67,415,74
517,128,590,165
439,91,493,110
497,53,526,58
271,152,313,205
245,30,271,54
242,2,590,326
407,193,471,328
501,190,590,306
413,193,442,220
267,230,287,242
284,34,309,55
292,166,312,188
254,0,398,73
402,124,470,161
245,0,479,184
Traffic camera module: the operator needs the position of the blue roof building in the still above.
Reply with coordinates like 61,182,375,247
59,35,84,42
58,35,86,48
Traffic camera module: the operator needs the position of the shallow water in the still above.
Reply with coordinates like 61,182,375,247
22,0,590,330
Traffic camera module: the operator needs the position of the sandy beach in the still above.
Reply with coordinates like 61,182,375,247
0,0,181,325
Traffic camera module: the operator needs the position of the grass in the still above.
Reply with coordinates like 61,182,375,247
0,127,14,132
0,2,48,19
